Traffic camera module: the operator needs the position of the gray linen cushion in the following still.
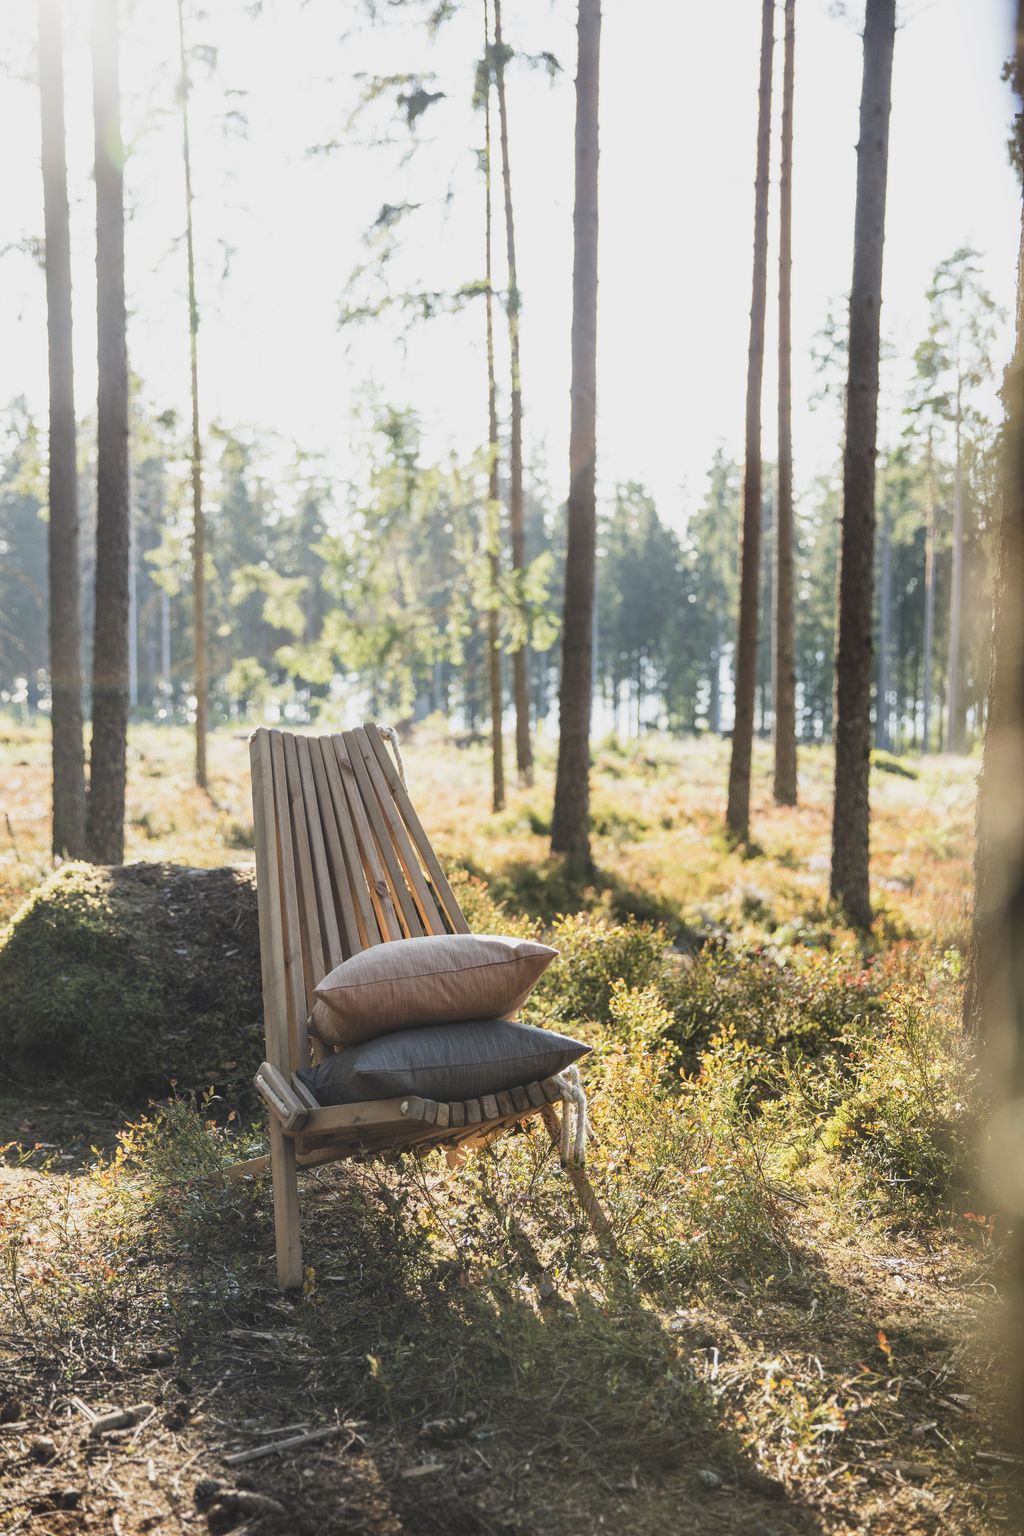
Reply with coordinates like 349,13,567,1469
297,1018,589,1106
310,933,558,1047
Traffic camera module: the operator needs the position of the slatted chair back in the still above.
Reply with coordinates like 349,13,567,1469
249,723,471,1079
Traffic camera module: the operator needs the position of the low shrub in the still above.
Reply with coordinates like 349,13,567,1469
0,862,262,1106
819,988,978,1214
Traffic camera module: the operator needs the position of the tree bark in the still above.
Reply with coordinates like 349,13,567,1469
85,0,130,866
492,0,532,787
774,0,797,805
969,7,1024,1489
876,492,892,750
726,0,774,841
483,0,505,814
177,0,207,789
922,430,936,751
550,0,600,876
830,0,895,929
945,387,965,752
38,0,86,859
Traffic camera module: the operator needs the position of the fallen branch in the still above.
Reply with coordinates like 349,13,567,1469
88,1403,154,1440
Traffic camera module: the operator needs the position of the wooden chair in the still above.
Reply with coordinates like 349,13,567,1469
228,723,613,1289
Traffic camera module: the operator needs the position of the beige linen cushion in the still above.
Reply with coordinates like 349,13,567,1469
309,933,558,1047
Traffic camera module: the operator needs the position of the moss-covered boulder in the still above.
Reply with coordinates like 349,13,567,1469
0,862,262,1104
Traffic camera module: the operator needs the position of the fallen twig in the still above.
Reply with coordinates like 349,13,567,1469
222,1423,357,1467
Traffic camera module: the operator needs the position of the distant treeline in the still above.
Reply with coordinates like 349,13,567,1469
0,390,999,754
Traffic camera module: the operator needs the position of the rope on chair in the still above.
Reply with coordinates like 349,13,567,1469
378,724,408,792
554,1064,591,1167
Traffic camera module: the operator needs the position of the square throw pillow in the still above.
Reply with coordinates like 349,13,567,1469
297,1017,588,1106
309,933,557,1047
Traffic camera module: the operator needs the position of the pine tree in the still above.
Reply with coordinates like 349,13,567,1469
551,0,600,875
85,0,131,865
492,0,532,785
726,0,774,841
830,0,896,928
483,0,505,813
774,0,797,804
38,0,85,858
176,0,208,788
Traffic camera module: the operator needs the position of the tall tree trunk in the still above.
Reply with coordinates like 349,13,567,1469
774,0,797,804
483,0,505,813
945,385,965,752
968,8,1024,1487
830,0,895,929
38,0,85,859
85,0,130,865
922,429,936,751
492,0,532,787
177,0,207,789
726,0,774,841
550,0,600,876
876,492,892,750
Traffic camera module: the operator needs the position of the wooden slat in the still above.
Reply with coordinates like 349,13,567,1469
331,737,404,941
268,731,310,1072
510,1086,529,1114
495,1091,515,1118
305,736,362,961
294,736,344,971
299,1097,416,1139
448,1102,466,1128
363,721,471,934
255,1062,309,1133
526,1082,545,1108
480,1094,499,1122
434,1103,450,1129
282,733,325,1013
250,731,290,1075
465,1098,482,1126
340,731,423,937
315,736,378,949
352,726,445,935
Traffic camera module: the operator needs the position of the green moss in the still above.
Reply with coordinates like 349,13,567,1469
0,862,261,1106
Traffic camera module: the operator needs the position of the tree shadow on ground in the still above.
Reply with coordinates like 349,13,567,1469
1,1121,830,1536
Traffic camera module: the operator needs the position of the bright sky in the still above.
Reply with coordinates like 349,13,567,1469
1,0,1020,527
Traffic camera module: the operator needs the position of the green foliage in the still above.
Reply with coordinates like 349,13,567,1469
819,990,977,1215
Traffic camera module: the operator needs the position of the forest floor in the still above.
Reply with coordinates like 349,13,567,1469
0,718,1016,1536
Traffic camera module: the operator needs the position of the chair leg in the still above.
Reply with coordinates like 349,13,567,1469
539,1104,617,1259
270,1120,303,1290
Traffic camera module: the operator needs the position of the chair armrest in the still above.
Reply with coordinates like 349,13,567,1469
255,1062,309,1133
